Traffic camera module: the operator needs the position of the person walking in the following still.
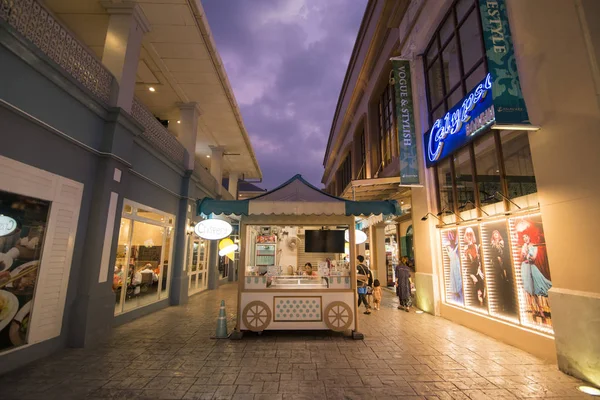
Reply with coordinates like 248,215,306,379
357,255,371,314
395,256,412,312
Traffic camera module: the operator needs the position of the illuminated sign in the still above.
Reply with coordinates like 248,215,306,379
194,219,232,240
344,229,368,245
0,215,17,237
218,238,238,261
427,74,495,165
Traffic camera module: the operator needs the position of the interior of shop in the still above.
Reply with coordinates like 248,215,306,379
112,204,173,315
245,225,351,289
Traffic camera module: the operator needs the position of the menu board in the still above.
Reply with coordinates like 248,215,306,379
0,190,50,353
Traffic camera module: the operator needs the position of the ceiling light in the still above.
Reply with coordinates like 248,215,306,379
148,87,155,92
401,201,404,204
177,120,181,124
579,386,600,396
206,155,210,158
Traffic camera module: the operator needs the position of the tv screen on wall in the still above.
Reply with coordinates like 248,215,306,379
304,230,345,253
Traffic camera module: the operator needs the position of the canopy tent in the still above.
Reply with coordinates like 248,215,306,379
197,175,402,217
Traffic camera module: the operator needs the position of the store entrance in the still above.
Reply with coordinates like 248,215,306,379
188,238,208,294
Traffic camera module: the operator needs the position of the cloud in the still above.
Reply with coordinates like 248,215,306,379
202,0,367,189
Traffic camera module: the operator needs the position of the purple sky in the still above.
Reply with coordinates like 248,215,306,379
202,0,367,190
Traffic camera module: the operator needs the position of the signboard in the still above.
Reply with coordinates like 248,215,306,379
425,74,495,165
424,0,533,167
392,59,419,184
194,219,232,240
0,215,17,237
478,0,529,125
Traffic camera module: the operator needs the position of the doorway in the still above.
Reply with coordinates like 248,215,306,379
188,238,208,295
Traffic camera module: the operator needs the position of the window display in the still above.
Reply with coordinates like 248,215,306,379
441,228,463,306
459,225,487,313
509,214,552,333
245,225,350,290
113,200,174,315
0,190,50,353
480,221,518,321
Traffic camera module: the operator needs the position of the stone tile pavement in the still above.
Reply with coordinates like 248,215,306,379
0,284,592,399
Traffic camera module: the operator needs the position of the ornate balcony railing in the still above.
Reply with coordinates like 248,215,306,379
0,0,113,103
131,98,186,165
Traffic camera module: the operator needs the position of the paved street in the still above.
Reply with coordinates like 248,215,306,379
0,284,589,399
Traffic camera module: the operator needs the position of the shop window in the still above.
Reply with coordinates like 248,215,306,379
474,135,502,208
453,148,476,211
424,0,486,126
0,190,50,353
377,83,397,167
436,158,455,213
501,131,538,206
113,200,174,315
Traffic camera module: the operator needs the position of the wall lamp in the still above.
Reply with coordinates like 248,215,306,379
437,208,465,221
421,213,445,223
482,191,522,209
459,201,490,216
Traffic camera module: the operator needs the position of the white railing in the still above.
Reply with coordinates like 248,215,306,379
0,0,113,103
131,98,186,165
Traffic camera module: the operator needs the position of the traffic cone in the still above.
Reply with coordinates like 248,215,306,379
215,300,228,339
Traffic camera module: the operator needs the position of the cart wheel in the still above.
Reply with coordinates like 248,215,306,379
242,301,271,332
324,301,353,332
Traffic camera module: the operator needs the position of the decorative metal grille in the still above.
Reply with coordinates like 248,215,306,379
0,0,113,103
131,98,186,165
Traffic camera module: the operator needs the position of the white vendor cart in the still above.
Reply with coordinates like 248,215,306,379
198,175,400,338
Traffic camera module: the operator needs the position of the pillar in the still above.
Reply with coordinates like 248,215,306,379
101,1,150,112
210,146,225,195
228,172,239,199
178,103,200,170
371,225,386,283
507,0,600,386
68,109,139,347
170,173,193,305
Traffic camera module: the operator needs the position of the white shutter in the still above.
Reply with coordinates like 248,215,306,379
0,155,83,345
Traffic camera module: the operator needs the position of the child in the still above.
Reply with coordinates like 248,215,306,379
372,279,382,310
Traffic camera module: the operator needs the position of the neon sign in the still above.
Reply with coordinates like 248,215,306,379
426,73,495,165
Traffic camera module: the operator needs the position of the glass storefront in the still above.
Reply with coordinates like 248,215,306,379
187,237,208,295
113,200,174,315
0,190,50,352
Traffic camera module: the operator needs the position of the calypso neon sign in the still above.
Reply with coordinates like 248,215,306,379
427,73,494,163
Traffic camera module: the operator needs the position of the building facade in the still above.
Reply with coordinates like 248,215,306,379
0,0,261,374
322,0,600,387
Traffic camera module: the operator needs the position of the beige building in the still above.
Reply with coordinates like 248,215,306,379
322,0,600,387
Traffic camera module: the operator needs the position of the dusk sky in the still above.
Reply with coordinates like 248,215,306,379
202,0,367,190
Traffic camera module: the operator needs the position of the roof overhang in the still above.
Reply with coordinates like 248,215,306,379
340,177,411,201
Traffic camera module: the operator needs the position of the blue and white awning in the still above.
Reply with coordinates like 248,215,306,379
197,175,401,217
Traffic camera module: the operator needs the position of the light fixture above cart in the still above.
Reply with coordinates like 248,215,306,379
194,219,232,240
345,229,367,244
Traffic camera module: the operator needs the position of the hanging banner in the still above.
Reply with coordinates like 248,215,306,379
478,0,529,125
392,59,420,185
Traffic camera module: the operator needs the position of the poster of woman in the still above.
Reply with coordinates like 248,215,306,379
481,222,518,319
459,226,487,311
510,215,552,329
441,229,462,305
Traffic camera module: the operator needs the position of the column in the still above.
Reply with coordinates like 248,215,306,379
228,172,239,199
178,103,200,170
210,146,225,195
69,109,139,347
372,225,386,283
101,2,150,112
170,172,193,306
207,239,220,290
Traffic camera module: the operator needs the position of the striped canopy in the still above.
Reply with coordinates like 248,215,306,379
197,175,401,217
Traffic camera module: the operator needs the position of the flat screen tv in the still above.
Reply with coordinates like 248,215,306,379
304,230,345,253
